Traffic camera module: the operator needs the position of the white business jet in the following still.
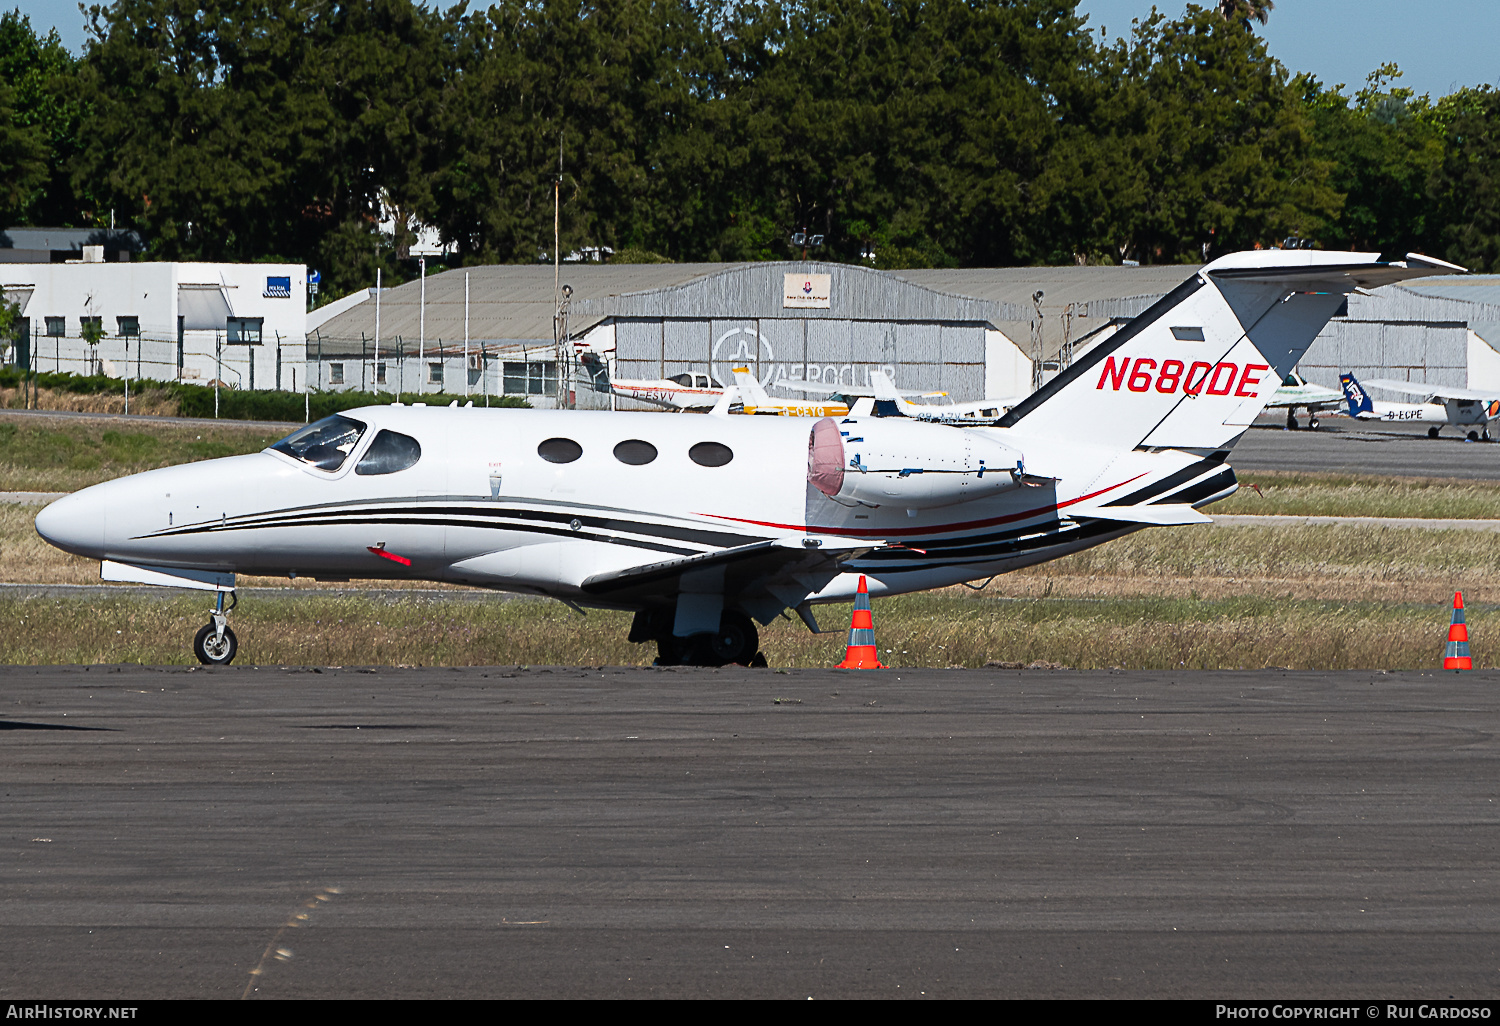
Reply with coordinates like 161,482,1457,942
1340,371,1500,440
36,251,1463,667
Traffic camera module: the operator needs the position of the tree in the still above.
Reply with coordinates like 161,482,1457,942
1303,65,1444,254
1430,87,1500,272
76,0,332,260
0,9,83,225
1050,6,1339,264
1217,0,1273,29
0,81,47,224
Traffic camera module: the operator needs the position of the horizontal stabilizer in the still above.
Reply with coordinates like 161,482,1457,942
1073,504,1213,526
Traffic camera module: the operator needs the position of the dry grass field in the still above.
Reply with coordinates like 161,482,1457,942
1,415,1493,668
0,590,1477,670
0,414,283,492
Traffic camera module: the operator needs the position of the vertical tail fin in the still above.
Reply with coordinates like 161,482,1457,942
732,366,772,406
996,252,1462,451
1340,373,1373,416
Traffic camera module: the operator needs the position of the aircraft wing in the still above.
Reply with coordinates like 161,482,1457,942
1360,378,1498,403
772,380,942,399
1261,387,1344,409
579,536,881,605
1208,252,1467,289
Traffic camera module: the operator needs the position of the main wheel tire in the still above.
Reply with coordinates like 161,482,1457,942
703,611,759,666
1285,412,1299,431
660,612,761,667
1308,416,1320,431
1428,426,1441,439
1468,430,1480,441
194,622,238,665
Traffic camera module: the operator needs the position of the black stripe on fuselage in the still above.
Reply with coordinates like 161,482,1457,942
847,518,1129,575
1103,453,1230,507
1153,468,1238,507
144,498,763,549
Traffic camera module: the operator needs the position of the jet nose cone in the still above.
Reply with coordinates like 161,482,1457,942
35,490,105,557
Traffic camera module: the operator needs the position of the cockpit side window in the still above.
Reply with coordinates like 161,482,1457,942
270,415,367,471
355,430,422,475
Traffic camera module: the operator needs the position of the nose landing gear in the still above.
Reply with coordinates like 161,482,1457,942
193,590,238,665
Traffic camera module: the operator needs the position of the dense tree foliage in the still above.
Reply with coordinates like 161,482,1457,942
3,0,1500,297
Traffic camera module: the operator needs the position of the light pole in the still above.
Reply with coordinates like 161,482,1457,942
418,256,426,394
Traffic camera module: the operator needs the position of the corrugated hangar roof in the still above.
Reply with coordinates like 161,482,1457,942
893,264,1199,315
1397,275,1500,308
308,259,1206,356
310,263,728,353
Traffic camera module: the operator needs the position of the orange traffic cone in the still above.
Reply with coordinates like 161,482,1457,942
1445,591,1472,671
835,575,886,669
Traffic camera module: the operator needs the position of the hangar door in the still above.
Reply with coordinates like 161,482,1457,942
612,318,987,409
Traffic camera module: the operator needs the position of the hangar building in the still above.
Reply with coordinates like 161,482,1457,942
307,260,1192,406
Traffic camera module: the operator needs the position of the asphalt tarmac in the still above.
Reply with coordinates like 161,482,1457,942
1235,416,1500,478
2,664,1497,999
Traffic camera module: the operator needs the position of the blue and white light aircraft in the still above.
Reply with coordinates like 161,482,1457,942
1340,371,1500,439
36,251,1463,666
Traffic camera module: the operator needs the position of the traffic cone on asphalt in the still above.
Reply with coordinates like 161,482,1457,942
1445,591,1473,671
835,576,886,669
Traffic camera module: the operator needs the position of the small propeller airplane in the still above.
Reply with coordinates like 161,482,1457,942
1340,371,1500,440
775,370,1022,424
1263,370,1345,431
577,352,724,411
36,250,1464,667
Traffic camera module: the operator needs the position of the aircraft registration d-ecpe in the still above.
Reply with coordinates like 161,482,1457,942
35,251,1463,666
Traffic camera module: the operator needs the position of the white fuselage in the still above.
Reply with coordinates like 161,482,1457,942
35,404,1224,609
1355,399,1481,425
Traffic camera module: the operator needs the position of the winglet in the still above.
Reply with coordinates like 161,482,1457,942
1406,253,1468,274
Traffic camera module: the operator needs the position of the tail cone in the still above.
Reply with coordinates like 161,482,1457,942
835,575,886,670
1444,591,1472,671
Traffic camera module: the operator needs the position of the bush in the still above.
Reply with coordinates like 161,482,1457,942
0,367,531,421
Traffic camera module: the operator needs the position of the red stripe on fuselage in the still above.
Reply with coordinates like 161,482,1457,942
694,474,1147,538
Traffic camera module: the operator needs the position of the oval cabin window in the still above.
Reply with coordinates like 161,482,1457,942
689,441,733,467
538,437,583,464
613,439,658,465
355,430,422,475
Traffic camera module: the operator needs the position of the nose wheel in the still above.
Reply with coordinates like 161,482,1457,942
193,591,238,665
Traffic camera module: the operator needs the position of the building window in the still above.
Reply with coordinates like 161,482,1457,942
376,362,387,385
79,315,102,341
329,363,345,385
45,317,64,337
503,361,557,395
428,362,444,386
227,317,263,345
116,316,139,337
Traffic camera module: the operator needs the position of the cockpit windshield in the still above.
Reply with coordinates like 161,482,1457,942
270,415,367,471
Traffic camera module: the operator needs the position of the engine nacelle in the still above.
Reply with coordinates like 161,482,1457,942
807,416,1026,509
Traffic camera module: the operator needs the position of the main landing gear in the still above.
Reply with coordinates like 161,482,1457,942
1285,409,1320,431
631,608,764,667
193,590,238,665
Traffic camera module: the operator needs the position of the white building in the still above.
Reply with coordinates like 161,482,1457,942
3,261,308,390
